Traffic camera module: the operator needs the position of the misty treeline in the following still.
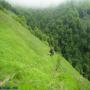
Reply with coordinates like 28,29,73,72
0,0,90,80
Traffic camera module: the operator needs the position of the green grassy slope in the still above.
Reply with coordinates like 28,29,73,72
0,10,90,90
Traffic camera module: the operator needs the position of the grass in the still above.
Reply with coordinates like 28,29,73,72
0,10,90,90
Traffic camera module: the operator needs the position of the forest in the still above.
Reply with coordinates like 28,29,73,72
0,0,90,80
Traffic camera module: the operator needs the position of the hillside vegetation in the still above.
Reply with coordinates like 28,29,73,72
11,1,90,80
0,9,90,90
0,0,90,80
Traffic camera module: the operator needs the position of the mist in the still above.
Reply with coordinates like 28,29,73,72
6,0,69,8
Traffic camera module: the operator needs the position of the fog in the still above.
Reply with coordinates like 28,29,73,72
6,0,69,8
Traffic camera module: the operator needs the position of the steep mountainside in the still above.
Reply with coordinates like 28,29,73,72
0,10,90,90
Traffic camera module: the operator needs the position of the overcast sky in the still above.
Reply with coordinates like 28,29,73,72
6,0,69,8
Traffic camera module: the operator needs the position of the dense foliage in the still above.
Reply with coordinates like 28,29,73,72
0,0,12,10
0,1,90,80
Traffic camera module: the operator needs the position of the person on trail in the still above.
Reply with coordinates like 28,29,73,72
49,47,55,56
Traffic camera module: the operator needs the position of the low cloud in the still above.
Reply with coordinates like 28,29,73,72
6,0,68,8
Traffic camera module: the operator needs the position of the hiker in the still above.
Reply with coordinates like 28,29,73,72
49,47,55,56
